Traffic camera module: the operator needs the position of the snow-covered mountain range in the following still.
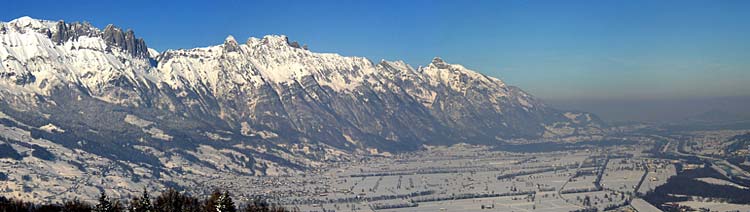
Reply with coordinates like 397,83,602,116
0,17,604,201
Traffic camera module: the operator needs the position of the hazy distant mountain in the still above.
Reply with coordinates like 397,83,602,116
546,96,750,123
684,109,746,123
0,17,604,200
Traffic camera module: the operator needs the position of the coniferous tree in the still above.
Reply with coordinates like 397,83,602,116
241,198,289,212
63,198,94,212
94,191,116,212
154,188,202,212
129,187,153,212
113,200,126,212
242,199,268,212
0,188,292,212
0,196,32,211
216,191,236,212
205,190,221,212
205,190,237,212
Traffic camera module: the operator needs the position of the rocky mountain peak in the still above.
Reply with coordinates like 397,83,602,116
225,35,237,42
102,24,150,58
3,16,55,35
244,35,305,49
261,35,290,46
3,17,151,59
7,16,48,28
429,57,450,69
50,20,99,44
223,35,240,52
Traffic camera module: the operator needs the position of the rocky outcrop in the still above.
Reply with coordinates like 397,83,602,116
223,35,241,52
50,21,99,45
102,24,150,58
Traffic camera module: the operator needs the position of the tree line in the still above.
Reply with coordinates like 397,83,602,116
0,188,291,212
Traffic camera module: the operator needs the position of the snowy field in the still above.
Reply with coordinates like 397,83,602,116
268,145,676,211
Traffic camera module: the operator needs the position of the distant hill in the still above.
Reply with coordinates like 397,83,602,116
684,109,747,124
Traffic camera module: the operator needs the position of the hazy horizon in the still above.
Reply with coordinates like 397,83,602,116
544,95,750,123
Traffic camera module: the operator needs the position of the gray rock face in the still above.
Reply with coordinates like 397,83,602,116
102,24,150,58
40,19,151,58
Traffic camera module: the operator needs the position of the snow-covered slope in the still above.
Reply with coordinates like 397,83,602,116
0,16,605,201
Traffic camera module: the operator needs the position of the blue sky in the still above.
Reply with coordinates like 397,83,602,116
3,0,749,100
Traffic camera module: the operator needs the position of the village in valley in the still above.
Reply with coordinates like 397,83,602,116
192,128,750,212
